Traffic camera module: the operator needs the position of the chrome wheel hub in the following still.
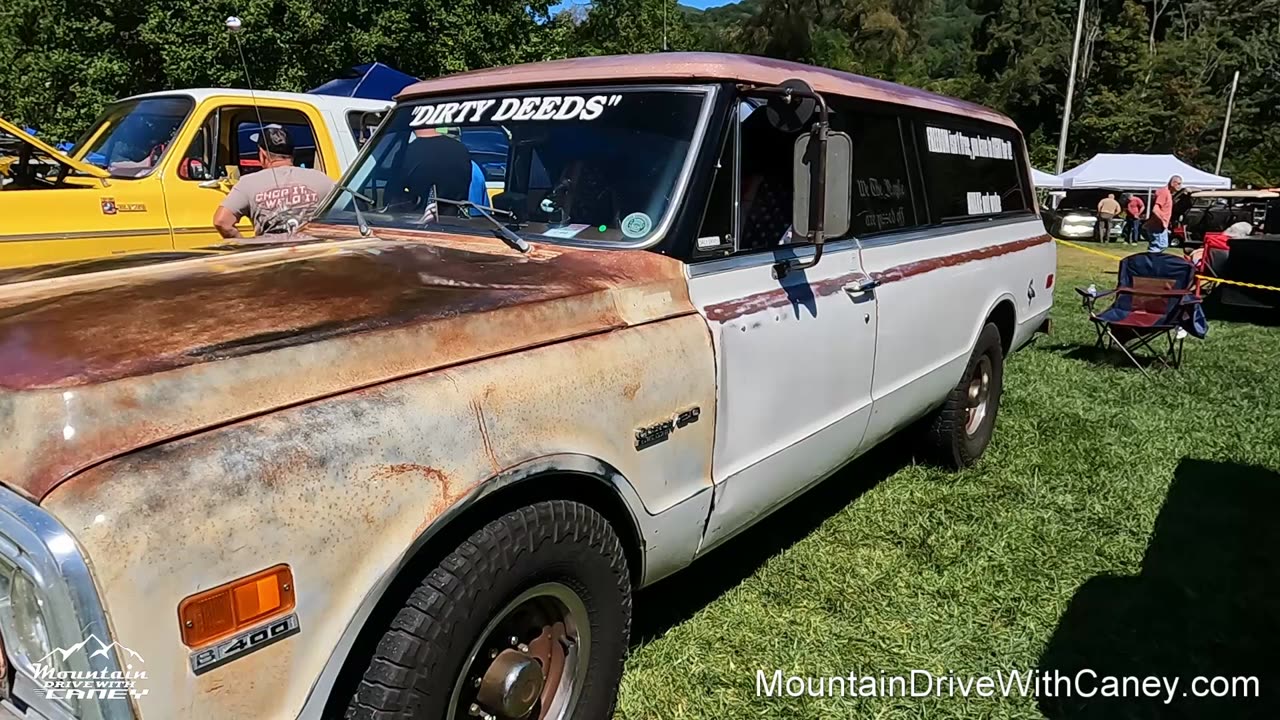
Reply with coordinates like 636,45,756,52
453,583,590,720
964,356,992,436
476,649,545,718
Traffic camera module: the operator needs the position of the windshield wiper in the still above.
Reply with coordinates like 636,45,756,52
431,197,531,254
332,184,374,237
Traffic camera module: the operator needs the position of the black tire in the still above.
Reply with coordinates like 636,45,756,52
343,500,632,720
924,322,1005,469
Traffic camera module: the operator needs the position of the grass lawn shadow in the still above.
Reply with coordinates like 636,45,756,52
1037,458,1280,719
1044,341,1167,372
630,435,914,649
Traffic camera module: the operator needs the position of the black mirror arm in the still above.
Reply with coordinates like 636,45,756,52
773,86,831,277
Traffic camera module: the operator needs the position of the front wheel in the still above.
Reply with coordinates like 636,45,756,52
343,500,632,720
923,322,1005,469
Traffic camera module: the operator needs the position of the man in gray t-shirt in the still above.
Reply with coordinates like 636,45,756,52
213,126,335,239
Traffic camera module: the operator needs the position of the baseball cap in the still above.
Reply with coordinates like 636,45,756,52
257,125,294,156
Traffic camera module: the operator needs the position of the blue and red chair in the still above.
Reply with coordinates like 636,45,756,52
1076,253,1208,373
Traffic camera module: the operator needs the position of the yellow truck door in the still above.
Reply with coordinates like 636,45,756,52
0,118,173,271
164,97,341,250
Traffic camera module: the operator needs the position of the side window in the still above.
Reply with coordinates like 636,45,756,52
738,100,807,253
178,113,218,181
347,110,386,148
231,109,324,175
915,120,1028,222
693,120,735,259
830,103,920,235
693,98,856,261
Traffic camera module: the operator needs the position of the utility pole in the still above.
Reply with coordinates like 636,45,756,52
663,0,668,51
1056,0,1087,175
1215,70,1240,176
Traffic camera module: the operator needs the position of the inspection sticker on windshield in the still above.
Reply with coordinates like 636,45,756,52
542,223,589,239
408,95,623,127
621,212,653,238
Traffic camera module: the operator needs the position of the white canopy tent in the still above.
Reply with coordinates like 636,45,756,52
1058,153,1231,191
1031,168,1066,189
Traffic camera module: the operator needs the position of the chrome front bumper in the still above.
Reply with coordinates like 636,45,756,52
0,487,137,720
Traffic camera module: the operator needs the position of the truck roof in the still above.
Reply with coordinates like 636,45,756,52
123,88,392,113
398,52,1017,130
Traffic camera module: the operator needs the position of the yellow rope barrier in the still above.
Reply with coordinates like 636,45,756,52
1053,237,1131,261
1053,237,1280,293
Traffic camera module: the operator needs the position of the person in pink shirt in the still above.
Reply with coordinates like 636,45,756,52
1124,193,1145,245
1145,175,1182,252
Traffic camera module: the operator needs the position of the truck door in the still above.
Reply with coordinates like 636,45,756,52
163,98,337,250
0,117,172,271
686,100,878,553
855,115,1041,451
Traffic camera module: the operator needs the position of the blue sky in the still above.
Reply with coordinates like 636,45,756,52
549,0,735,12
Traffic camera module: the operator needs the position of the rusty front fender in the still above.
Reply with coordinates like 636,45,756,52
40,314,717,719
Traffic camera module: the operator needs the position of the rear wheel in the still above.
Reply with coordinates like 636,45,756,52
923,322,1005,468
343,500,631,720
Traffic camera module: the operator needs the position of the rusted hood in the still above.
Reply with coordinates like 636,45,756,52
0,230,693,500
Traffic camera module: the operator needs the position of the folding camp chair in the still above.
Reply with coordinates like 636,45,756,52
1076,252,1208,375
1188,231,1231,296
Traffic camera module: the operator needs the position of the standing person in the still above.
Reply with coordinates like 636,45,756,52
396,126,474,211
213,126,335,238
1146,175,1182,253
1171,185,1195,246
1095,192,1122,243
1125,192,1146,245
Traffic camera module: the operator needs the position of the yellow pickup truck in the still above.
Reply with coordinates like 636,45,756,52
0,89,388,270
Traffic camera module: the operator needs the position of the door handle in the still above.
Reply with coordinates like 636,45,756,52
843,278,880,298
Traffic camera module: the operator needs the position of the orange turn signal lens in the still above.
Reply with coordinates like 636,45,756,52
179,564,295,647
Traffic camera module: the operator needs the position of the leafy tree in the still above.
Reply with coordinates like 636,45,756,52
573,0,697,55
4,0,1279,184
0,0,562,141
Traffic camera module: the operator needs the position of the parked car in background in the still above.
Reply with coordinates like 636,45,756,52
0,53,1054,720
1181,189,1279,247
0,90,389,271
1043,188,1128,240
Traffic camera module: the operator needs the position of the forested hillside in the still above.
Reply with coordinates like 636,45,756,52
678,0,1280,184
2,0,1276,183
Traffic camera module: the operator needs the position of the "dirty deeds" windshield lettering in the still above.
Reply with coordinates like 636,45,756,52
408,95,624,127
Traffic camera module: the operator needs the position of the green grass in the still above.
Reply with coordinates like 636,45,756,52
614,243,1280,719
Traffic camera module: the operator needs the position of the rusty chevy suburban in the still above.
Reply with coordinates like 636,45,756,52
0,53,1053,720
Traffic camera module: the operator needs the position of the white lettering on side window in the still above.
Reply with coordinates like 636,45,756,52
966,191,1004,215
926,126,1013,161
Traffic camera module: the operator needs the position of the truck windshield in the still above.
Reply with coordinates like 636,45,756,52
320,87,710,245
72,96,194,179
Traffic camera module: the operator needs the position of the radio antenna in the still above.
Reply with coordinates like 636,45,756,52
226,16,287,219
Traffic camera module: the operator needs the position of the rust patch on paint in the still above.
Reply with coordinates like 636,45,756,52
1,229,699,501
704,270,864,323
0,232,688,391
471,399,500,473
870,234,1051,285
703,234,1051,323
368,463,456,535
622,381,641,400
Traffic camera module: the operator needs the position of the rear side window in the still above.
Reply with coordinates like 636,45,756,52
916,121,1028,222
835,109,918,235
348,110,387,148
